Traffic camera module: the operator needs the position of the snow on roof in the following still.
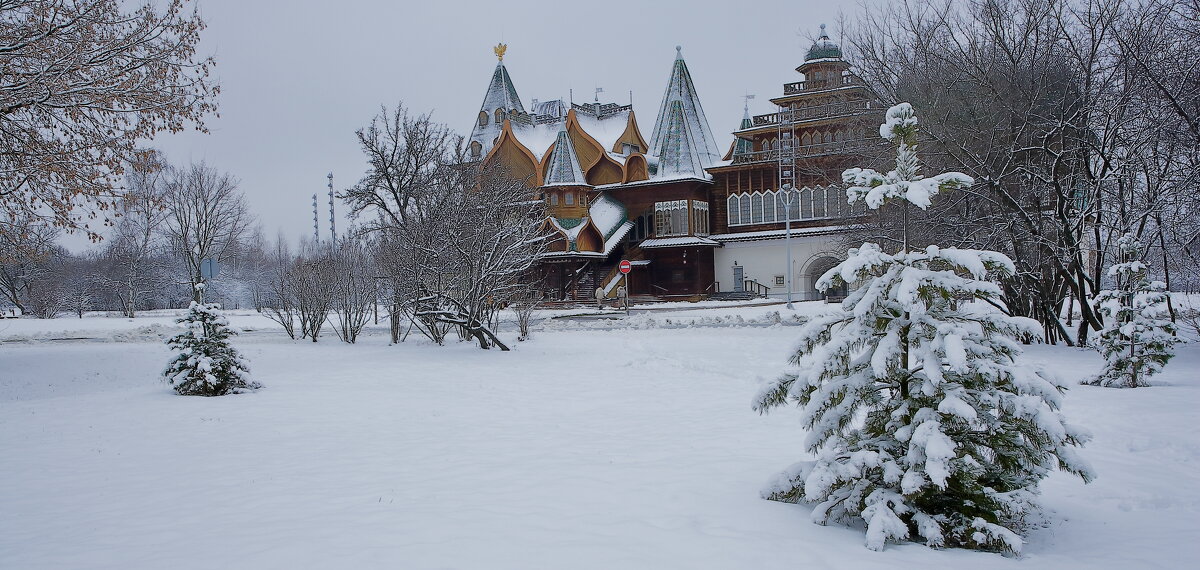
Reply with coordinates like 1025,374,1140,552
469,62,527,153
531,99,567,117
709,225,851,242
543,130,587,186
648,47,721,170
506,106,637,160
539,250,607,260
655,100,707,178
511,122,561,158
589,192,629,240
595,172,712,190
548,217,586,241
639,236,721,248
575,109,636,153
804,25,843,62
602,221,634,256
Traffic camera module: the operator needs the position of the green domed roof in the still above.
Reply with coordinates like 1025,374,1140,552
805,24,842,61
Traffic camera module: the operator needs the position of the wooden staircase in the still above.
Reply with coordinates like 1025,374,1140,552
595,244,648,298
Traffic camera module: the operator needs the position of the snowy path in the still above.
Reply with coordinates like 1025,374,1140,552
1,315,1198,568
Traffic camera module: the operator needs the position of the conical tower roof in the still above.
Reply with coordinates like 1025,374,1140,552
480,60,526,116
655,100,706,177
543,130,588,186
733,104,754,156
649,46,720,171
468,45,527,157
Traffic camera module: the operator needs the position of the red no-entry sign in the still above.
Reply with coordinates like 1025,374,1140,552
619,260,632,274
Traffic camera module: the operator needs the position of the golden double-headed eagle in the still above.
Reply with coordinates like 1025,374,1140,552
494,43,507,61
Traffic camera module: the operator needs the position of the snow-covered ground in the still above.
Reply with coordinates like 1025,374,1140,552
1,302,1197,568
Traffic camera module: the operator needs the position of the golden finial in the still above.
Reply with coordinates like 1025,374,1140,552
494,43,507,61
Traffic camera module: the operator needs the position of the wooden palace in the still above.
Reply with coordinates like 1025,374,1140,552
469,28,880,302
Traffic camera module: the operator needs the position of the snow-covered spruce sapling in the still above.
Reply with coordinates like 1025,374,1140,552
754,103,1093,554
1084,234,1180,388
163,296,258,396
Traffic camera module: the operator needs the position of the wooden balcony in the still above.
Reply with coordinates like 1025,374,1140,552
782,75,865,96
730,139,879,165
751,99,877,128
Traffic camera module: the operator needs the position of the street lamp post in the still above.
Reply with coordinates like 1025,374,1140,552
784,185,794,310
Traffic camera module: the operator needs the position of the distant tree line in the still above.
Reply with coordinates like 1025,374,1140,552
0,156,258,317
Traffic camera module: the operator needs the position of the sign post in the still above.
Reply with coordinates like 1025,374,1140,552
618,260,632,314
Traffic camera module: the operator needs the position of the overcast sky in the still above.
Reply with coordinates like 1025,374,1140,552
123,0,842,248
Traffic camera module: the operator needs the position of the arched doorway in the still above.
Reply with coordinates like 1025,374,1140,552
804,256,847,301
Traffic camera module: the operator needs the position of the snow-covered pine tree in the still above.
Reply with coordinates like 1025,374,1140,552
163,291,258,396
1084,234,1180,388
754,103,1093,554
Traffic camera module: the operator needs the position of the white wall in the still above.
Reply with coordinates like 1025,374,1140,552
714,235,843,300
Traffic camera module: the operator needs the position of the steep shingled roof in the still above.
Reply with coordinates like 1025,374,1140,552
542,130,588,186
732,104,754,156
655,100,706,177
468,60,527,156
648,47,720,173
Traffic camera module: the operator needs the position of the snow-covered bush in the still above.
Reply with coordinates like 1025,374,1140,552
1084,235,1180,388
754,103,1093,554
163,300,258,396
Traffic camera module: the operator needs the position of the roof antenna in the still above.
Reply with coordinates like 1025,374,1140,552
743,93,756,114
594,87,604,102
629,90,633,106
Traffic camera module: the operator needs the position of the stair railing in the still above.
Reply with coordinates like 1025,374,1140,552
743,279,771,298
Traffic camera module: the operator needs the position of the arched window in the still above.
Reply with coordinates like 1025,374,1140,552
801,132,812,146
727,195,741,225
813,186,827,217
823,131,833,143
835,130,845,142
469,140,482,158
495,108,504,123
751,193,764,224
776,191,789,221
739,193,751,224
478,111,489,127
801,187,814,218
763,190,776,222
828,185,843,217
565,191,574,205
550,193,559,206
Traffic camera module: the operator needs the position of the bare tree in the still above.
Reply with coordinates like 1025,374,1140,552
344,103,456,231
99,151,172,317
0,213,61,314
432,166,547,350
290,242,336,342
510,288,542,342
240,227,272,312
329,236,375,344
162,162,251,302
61,252,100,318
345,103,456,345
346,103,549,350
261,234,298,339
0,0,219,241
